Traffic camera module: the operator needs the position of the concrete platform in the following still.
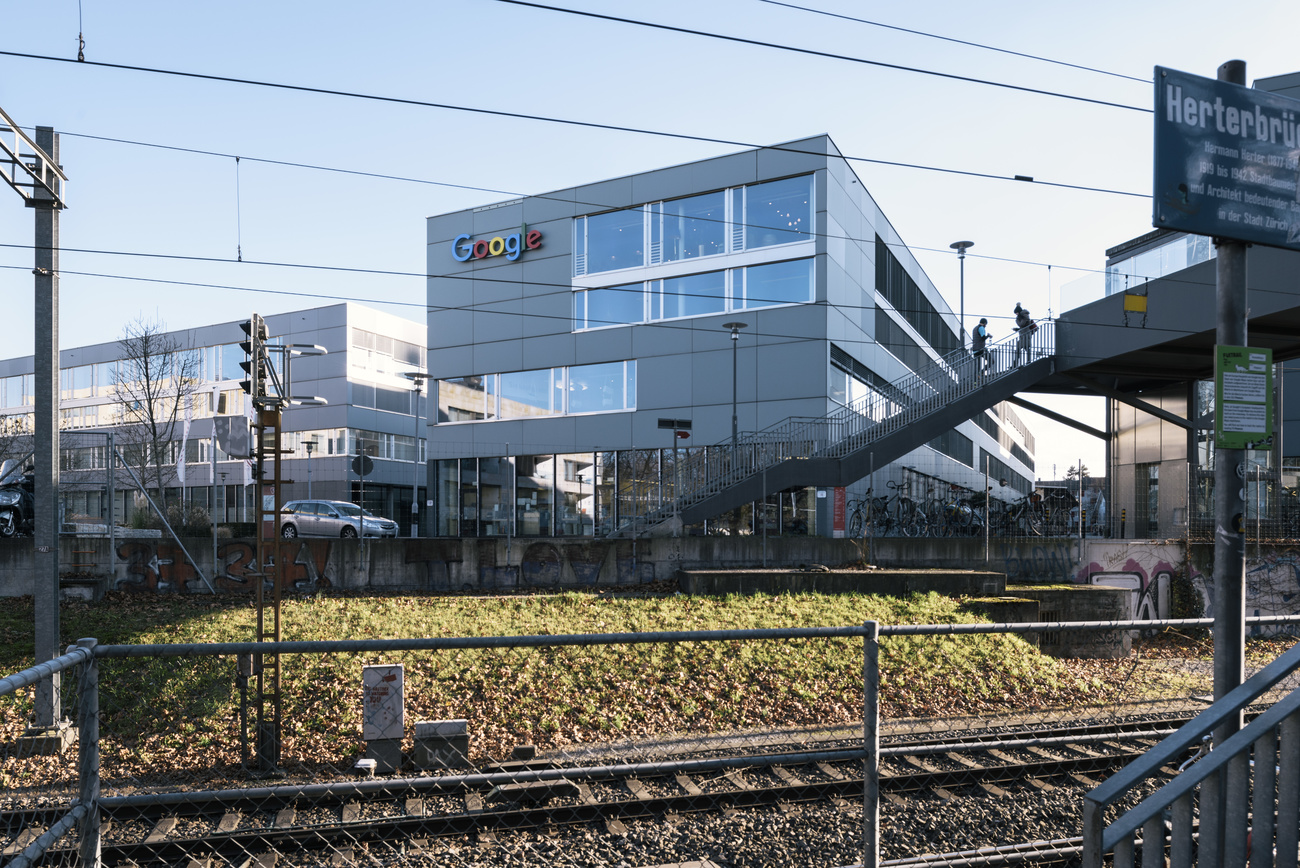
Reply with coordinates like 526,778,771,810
676,568,1005,597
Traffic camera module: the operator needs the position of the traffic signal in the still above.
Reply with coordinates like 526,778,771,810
238,314,268,398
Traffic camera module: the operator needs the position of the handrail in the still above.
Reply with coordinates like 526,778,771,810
1081,636,1300,868
616,320,1054,535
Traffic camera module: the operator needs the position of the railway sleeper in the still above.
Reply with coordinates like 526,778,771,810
486,779,581,806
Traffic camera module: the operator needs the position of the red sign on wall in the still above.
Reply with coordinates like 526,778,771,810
833,487,846,538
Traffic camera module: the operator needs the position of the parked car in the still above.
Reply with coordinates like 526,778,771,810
280,500,398,539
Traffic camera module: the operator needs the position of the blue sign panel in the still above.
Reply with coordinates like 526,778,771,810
1154,66,1300,250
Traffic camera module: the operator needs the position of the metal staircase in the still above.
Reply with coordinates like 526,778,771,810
614,322,1056,536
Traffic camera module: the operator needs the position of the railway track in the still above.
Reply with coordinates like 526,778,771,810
1,715,1206,867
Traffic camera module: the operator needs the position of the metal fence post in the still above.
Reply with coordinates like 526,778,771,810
863,620,879,868
76,637,100,868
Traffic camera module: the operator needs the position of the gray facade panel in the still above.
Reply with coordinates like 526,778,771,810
471,325,524,376
755,135,830,181
473,201,524,234
575,177,636,214
573,412,634,451
522,188,580,224
574,328,633,366
631,322,695,362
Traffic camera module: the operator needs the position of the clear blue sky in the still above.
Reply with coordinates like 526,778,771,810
3,0,1298,478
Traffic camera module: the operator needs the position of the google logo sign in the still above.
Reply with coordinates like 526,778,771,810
452,225,543,262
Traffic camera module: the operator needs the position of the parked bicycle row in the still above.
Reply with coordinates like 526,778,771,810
846,481,1103,538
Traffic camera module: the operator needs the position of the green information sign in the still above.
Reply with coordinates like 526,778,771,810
1215,345,1273,449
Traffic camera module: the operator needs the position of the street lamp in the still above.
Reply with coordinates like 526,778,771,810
402,371,427,538
950,240,974,344
304,438,316,499
723,322,748,451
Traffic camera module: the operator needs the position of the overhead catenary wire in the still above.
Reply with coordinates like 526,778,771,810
752,0,1150,84
0,256,1231,370
488,0,1150,114
46,123,1148,202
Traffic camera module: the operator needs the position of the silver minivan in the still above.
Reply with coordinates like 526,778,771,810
280,500,398,539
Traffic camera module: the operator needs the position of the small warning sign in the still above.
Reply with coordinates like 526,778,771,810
361,664,404,741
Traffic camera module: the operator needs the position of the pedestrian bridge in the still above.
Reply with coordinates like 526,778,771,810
616,243,1300,537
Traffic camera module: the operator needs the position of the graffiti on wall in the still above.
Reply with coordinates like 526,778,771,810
1001,541,1077,583
1242,548,1300,619
113,537,655,594
1074,542,1184,621
116,539,338,594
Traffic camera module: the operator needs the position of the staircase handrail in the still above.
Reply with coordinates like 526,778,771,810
617,320,1054,535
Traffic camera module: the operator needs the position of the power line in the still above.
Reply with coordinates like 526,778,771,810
3,50,1149,199
753,0,1150,84
49,121,1147,201
490,0,1150,114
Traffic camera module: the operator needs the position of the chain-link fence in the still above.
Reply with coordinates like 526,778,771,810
4,618,1300,867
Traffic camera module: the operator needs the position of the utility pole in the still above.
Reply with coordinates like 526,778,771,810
1,112,69,747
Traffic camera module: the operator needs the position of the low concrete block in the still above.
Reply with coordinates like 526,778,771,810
364,737,403,774
16,722,76,757
413,718,469,769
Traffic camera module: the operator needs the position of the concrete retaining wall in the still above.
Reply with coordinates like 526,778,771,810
0,535,870,597
678,569,1005,597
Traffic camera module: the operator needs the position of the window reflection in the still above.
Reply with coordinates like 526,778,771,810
654,191,725,263
499,369,554,418
569,361,632,414
742,259,813,308
583,283,643,329
744,176,812,248
659,272,726,319
584,209,645,274
439,376,491,422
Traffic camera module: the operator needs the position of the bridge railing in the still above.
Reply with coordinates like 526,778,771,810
620,320,1055,535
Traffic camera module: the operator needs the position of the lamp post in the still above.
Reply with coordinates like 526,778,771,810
576,473,585,535
723,322,748,452
402,372,427,538
950,241,974,344
304,439,315,499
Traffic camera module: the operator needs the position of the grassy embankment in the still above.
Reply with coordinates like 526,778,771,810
0,590,1282,785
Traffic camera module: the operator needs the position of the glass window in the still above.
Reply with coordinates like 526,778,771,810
658,271,726,320
653,191,725,263
352,383,376,409
61,366,93,400
745,176,812,248
221,344,246,382
742,258,813,308
515,455,553,536
439,375,492,422
568,362,630,414
557,452,596,537
499,369,555,418
92,362,115,396
583,208,645,274
582,283,643,329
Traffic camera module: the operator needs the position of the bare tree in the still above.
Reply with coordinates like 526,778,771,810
112,317,200,508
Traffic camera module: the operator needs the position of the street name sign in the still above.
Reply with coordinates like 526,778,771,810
1154,66,1300,250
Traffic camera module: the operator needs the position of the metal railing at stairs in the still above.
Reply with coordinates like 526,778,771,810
614,321,1055,537
1082,637,1300,868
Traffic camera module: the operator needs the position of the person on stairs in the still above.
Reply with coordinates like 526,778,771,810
971,318,991,375
1012,303,1037,366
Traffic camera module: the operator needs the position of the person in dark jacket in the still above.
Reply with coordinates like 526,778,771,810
971,318,990,374
1013,303,1036,365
